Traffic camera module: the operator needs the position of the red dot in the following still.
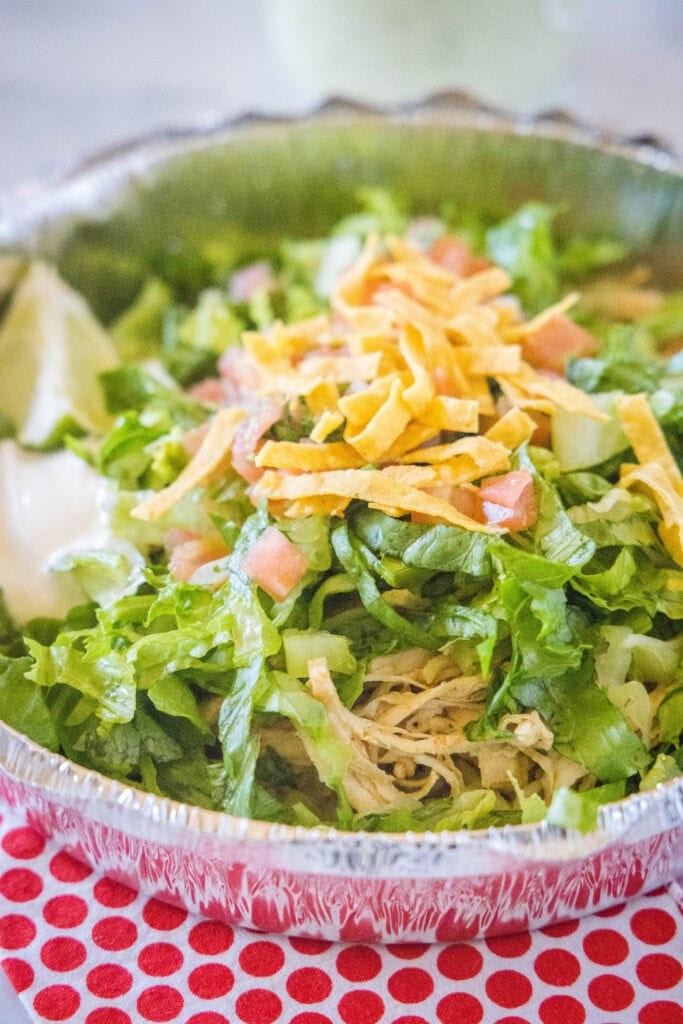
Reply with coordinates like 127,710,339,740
540,920,579,938
486,970,533,1009
33,984,80,1021
0,867,42,902
49,852,92,883
1,827,45,860
388,967,434,1004
436,993,484,1024
0,914,36,949
437,943,483,980
43,895,88,929
290,1015,333,1024
186,1015,230,1024
137,985,184,1022
93,877,137,908
86,1011,133,1024
235,988,283,1024
639,1001,683,1024
391,1019,429,1024
539,995,586,1024
189,920,234,955
495,1019,531,1024
588,974,635,1012
336,945,382,983
290,937,333,955
87,963,133,998
92,916,137,951
485,932,532,958
386,943,430,959
188,963,234,1000
240,941,285,977
338,991,385,1024
142,899,188,931
637,953,682,990
287,966,333,1004
40,936,87,972
2,957,34,992
138,942,184,977
534,948,581,987
596,902,625,917
582,927,629,965
631,908,677,945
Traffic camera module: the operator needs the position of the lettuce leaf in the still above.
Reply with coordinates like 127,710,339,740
511,658,650,781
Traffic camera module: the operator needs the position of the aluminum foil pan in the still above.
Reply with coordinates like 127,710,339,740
0,94,681,942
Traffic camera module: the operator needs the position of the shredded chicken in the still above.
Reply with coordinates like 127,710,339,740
289,651,561,817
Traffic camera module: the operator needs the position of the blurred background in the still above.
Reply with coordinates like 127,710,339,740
1,0,683,196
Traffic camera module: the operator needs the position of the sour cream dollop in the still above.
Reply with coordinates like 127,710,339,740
0,441,106,623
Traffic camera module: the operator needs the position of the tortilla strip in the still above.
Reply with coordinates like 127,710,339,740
620,462,683,568
485,407,536,448
256,440,365,471
344,378,412,462
253,468,500,532
132,407,246,521
416,395,479,433
617,393,683,490
454,345,522,376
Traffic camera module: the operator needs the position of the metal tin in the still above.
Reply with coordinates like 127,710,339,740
0,95,681,941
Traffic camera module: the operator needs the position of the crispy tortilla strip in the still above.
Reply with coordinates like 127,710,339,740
454,344,522,376
465,373,496,416
280,496,351,518
253,468,499,532
581,275,662,322
399,324,434,416
132,408,246,521
398,435,508,466
299,351,383,382
501,364,609,420
416,395,479,433
504,292,579,339
620,462,683,567
333,233,381,316
302,378,340,416
617,393,683,490
256,439,365,471
485,407,536,448
338,376,393,425
344,378,412,462
310,410,344,443
447,307,502,348
380,423,441,462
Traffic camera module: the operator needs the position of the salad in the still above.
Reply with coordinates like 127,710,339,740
0,192,681,833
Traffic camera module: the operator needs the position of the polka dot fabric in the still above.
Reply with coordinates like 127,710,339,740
0,809,680,1024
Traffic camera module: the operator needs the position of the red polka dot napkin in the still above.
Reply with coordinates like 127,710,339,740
0,805,680,1024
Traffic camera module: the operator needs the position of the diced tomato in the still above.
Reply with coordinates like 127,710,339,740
229,261,275,303
188,378,227,404
182,421,211,457
169,536,230,582
241,526,308,602
429,236,492,277
480,470,537,532
231,401,283,485
449,484,484,521
218,347,260,403
522,314,598,375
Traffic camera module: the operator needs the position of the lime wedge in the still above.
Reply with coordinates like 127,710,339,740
0,262,120,447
